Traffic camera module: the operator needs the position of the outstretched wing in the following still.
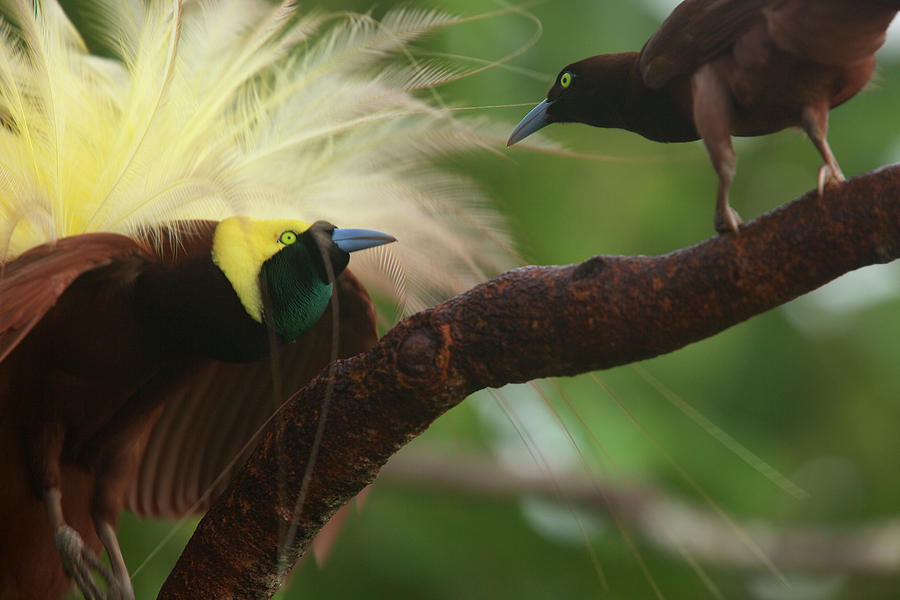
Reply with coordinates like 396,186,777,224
639,0,768,89
1,223,378,546
126,268,379,519
0,233,150,363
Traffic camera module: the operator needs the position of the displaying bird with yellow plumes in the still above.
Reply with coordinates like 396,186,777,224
0,1,509,598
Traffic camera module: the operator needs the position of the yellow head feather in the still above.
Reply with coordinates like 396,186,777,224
211,216,312,323
0,0,512,312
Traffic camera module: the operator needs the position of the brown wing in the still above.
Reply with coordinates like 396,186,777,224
639,0,770,89
125,268,379,518
762,0,897,68
0,233,151,363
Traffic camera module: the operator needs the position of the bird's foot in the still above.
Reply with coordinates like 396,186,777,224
54,525,123,600
714,205,743,235
816,163,845,196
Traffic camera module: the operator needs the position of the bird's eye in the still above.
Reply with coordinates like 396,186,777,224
560,71,572,88
279,231,298,245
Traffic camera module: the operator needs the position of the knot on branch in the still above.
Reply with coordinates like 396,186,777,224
396,323,449,389
572,256,607,280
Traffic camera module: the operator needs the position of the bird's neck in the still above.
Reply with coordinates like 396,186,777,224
565,52,697,142
619,56,698,143
259,242,335,343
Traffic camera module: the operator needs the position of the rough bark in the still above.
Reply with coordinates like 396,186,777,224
158,165,900,599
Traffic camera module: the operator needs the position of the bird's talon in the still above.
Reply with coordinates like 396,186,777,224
54,525,116,600
714,207,743,235
816,164,845,196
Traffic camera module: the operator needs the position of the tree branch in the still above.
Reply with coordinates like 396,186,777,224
158,165,900,599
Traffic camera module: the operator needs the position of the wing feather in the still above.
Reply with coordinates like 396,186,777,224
126,269,378,519
0,233,149,362
762,0,897,67
639,0,769,89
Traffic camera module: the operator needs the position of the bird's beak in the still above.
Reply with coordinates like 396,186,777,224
332,228,396,253
507,99,553,146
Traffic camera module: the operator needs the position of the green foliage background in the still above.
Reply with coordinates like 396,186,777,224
110,2,900,599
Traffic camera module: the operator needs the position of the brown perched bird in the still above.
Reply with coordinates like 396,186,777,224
0,1,508,599
508,0,900,233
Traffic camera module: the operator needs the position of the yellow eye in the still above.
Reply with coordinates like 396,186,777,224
279,230,297,245
560,71,572,88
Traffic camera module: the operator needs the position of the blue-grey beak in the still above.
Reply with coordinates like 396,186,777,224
507,99,553,146
332,228,396,253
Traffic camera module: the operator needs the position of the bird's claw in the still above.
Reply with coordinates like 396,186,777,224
714,205,743,235
54,525,123,600
816,163,845,196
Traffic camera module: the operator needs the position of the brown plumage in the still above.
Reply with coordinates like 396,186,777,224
0,223,379,599
508,0,899,233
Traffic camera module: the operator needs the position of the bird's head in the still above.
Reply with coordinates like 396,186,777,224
211,217,395,342
507,53,637,146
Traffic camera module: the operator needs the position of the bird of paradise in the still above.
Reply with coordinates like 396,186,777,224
0,1,512,598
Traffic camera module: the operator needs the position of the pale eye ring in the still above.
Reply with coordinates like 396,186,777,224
560,71,572,88
279,230,298,245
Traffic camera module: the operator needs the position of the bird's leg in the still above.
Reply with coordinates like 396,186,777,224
45,488,114,600
93,519,133,600
33,423,115,600
88,423,148,600
802,104,844,195
691,64,743,234
712,152,741,235
90,489,135,600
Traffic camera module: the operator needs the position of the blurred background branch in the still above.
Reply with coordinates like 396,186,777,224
382,449,900,575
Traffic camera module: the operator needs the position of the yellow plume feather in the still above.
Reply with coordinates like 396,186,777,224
0,0,511,310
